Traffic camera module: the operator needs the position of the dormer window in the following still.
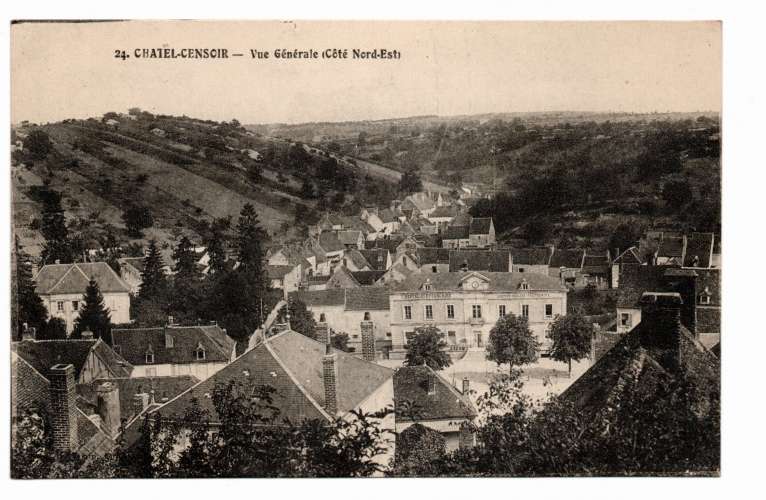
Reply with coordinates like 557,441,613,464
145,347,155,364
195,343,206,361
423,279,432,291
520,279,529,291
698,287,712,305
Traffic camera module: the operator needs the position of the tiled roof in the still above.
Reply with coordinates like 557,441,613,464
393,271,567,292
394,365,476,421
34,262,131,295
683,233,715,267
448,250,510,272
450,212,472,227
12,339,133,380
658,236,685,258
469,217,493,235
696,268,721,306
111,325,235,366
317,232,345,253
118,257,145,274
378,209,398,223
429,205,461,218
344,249,371,269
612,247,643,265
443,225,470,240
290,287,390,311
266,265,295,280
359,249,389,271
350,270,387,286
509,247,553,266
290,289,346,307
615,264,667,308
417,247,451,265
338,230,363,246
550,248,586,269
368,237,403,253
403,192,436,212
152,330,394,423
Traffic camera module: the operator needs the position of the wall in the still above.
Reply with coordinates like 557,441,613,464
130,361,229,379
616,307,641,334
350,378,396,473
43,292,130,333
512,264,549,275
303,303,390,349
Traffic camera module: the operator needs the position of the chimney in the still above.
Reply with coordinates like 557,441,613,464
360,320,376,361
21,323,36,342
462,377,470,394
638,292,683,370
322,345,338,416
132,393,150,417
167,315,175,326
49,364,78,452
315,321,330,345
96,381,121,437
81,329,94,340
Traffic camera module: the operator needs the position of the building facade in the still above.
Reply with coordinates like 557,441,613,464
389,272,568,356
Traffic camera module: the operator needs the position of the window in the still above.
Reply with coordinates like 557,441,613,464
386,332,392,337
363,311,371,321
518,267,525,273
498,305,507,318
404,305,412,320
620,313,631,327
472,305,482,319
446,304,455,319
431,265,437,273
520,280,529,290
424,305,433,320
195,346,206,360
319,313,326,322
699,295,711,305
447,331,457,345
521,305,529,318
145,352,155,364
352,334,359,339
72,301,79,311
57,301,64,312
545,304,553,318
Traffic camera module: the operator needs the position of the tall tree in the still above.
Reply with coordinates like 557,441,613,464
73,278,112,343
546,313,593,377
285,299,316,339
39,189,73,265
404,326,452,370
13,236,48,340
170,236,203,323
236,203,268,276
23,129,54,160
172,236,199,280
138,240,168,301
398,169,423,195
486,313,540,374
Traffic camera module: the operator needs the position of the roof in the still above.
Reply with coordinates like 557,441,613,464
111,325,235,366
266,265,296,280
612,247,644,265
450,212,472,227
417,247,451,266
378,208,399,223
12,339,133,380
369,237,403,253
118,257,145,274
448,250,510,272
469,217,493,235
615,264,667,308
658,236,685,258
290,287,390,311
394,365,477,422
429,205,461,218
403,192,436,212
344,249,371,269
509,247,553,266
683,233,715,267
338,230,363,246
153,330,394,423
34,262,131,295
443,225,470,240
393,271,567,293
359,249,389,271
317,232,345,253
350,270,387,286
550,248,586,269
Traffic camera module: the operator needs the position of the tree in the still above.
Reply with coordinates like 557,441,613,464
123,206,154,238
398,169,423,195
608,222,642,256
331,332,350,352
13,237,48,340
486,313,540,374
391,423,447,477
72,278,112,343
546,313,593,377
172,236,199,279
286,299,316,339
23,129,54,160
404,326,452,370
235,203,267,276
40,318,67,340
300,179,316,199
39,188,74,265
662,179,694,211
137,240,168,302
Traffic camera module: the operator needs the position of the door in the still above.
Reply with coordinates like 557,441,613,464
475,332,483,348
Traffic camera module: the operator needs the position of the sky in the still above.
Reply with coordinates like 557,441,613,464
11,21,721,125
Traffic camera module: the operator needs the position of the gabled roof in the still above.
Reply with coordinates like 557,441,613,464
34,262,131,295
550,248,586,269
12,339,133,380
683,233,715,267
350,270,387,286
290,288,346,307
615,264,667,308
266,264,296,280
448,250,511,272
393,271,567,292
450,212,472,227
344,249,371,269
509,247,553,266
111,325,235,366
417,247,451,266
337,230,363,246
317,232,345,253
394,365,477,422
658,236,686,258
369,237,404,253
403,192,436,212
469,217,493,235
290,287,391,311
612,247,643,265
378,208,399,223
429,205,461,218
118,257,145,274
359,249,390,271
153,330,394,423
443,225,470,240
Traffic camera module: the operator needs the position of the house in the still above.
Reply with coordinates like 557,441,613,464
389,272,568,356
549,248,586,287
468,218,495,248
442,225,471,249
130,329,397,469
34,262,132,334
417,247,452,274
338,230,365,250
325,265,363,289
610,246,644,288
377,208,402,234
401,192,437,218
560,292,719,434
150,128,166,137
427,205,462,230
580,251,611,289
359,248,392,271
267,263,303,298
448,249,512,273
509,247,553,275
111,323,237,379
683,232,716,268
394,366,477,451
655,235,686,266
314,232,346,273
378,261,416,286
290,287,392,356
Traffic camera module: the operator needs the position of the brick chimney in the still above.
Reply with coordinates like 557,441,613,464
322,344,338,416
21,323,36,342
315,321,330,345
360,320,376,361
96,381,121,436
662,269,698,338
49,364,78,452
638,292,683,371
462,377,470,394
132,393,150,417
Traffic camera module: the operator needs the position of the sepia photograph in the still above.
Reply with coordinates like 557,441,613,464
9,18,725,480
